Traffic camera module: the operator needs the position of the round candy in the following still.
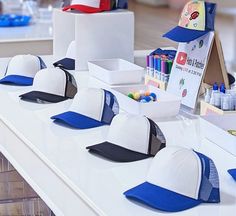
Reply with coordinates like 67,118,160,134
144,96,152,102
144,91,150,96
150,96,155,101
150,93,157,100
140,99,148,103
140,95,145,100
128,93,134,99
134,92,141,100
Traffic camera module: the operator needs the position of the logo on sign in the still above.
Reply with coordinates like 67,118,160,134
177,52,187,65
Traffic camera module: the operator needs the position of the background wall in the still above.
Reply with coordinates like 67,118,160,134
213,0,236,8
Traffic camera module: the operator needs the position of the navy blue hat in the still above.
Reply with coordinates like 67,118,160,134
20,68,77,103
51,88,119,129
0,55,46,86
163,1,216,42
87,114,166,162
124,147,220,212
53,41,75,70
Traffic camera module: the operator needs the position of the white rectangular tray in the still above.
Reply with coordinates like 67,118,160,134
88,59,144,85
111,85,181,118
200,114,236,156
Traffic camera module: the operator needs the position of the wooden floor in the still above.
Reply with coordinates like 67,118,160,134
129,0,234,64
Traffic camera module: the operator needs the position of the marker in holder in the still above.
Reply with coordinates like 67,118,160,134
146,50,175,84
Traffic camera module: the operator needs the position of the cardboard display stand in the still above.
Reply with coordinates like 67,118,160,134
166,31,229,112
203,32,229,89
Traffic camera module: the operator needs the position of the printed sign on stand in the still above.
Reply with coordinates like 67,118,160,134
166,31,229,111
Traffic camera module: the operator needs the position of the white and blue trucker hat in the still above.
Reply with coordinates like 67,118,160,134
20,68,77,103
0,54,46,86
87,113,166,162
124,146,220,212
51,88,119,129
53,40,75,70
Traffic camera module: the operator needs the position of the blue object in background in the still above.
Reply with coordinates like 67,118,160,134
0,14,31,27
228,169,236,181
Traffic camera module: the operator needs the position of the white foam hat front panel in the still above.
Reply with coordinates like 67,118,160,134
71,0,100,8
32,68,67,97
69,88,105,121
107,113,150,154
66,40,76,59
7,55,41,77
147,146,202,199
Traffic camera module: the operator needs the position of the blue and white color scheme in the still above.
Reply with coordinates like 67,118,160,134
51,88,119,129
53,40,76,70
228,169,236,181
0,55,46,86
124,146,220,212
86,113,166,162
163,1,216,42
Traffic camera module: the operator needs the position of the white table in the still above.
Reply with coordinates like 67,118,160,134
0,55,235,216
0,21,53,57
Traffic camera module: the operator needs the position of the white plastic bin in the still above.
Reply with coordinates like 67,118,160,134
111,85,181,118
200,115,236,156
88,59,144,85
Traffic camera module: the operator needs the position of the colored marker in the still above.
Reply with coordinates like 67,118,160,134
161,59,167,82
149,55,154,77
146,55,150,75
154,56,158,79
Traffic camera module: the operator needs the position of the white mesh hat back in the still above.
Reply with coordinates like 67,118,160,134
6,55,42,77
107,114,150,154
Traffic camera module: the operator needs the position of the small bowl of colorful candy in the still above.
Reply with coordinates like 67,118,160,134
128,91,157,103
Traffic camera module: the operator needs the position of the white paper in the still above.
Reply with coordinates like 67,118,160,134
167,32,215,109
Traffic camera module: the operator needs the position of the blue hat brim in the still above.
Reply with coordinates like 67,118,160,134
51,111,106,129
0,75,33,86
124,182,201,212
163,26,210,42
228,169,236,181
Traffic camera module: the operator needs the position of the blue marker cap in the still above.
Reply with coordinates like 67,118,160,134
220,83,226,94
213,82,218,91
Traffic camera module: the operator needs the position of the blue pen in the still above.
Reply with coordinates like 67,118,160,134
157,57,161,80
154,56,158,78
